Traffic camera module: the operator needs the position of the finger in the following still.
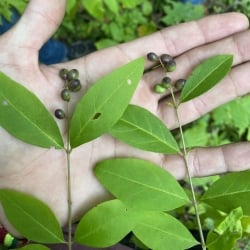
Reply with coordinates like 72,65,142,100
10,0,66,49
144,24,250,97
157,28,250,127
64,12,249,84
164,142,250,179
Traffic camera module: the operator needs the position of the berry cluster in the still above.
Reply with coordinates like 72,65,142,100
146,52,186,94
54,68,82,119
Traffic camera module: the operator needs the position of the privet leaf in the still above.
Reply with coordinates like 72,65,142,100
0,72,64,148
95,158,189,211
201,170,250,215
180,55,233,103
133,211,198,250
206,207,243,250
0,189,65,244
74,199,138,247
70,58,144,148
110,104,179,153
18,244,50,250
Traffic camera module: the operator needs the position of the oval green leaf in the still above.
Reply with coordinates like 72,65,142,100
18,244,50,250
74,199,138,247
70,58,144,148
133,211,198,250
0,189,65,244
110,104,179,154
0,72,64,149
94,158,189,211
201,170,250,215
180,55,233,103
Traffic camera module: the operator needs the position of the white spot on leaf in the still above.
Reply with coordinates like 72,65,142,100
127,79,132,85
2,100,8,106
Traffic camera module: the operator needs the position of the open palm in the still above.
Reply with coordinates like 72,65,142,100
1,0,250,236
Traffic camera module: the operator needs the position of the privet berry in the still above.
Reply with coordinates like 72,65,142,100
166,60,176,72
160,54,173,65
55,109,66,119
68,69,79,80
161,76,172,88
147,52,159,62
61,89,71,102
162,76,172,83
68,79,81,92
175,79,186,90
154,84,166,94
59,68,69,80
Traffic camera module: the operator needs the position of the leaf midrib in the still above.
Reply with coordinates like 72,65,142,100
203,188,250,200
100,169,187,201
136,221,195,243
0,92,62,148
183,58,228,100
2,193,64,243
118,117,177,151
73,63,141,141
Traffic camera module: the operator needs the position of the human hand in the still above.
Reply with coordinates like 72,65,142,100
0,0,250,235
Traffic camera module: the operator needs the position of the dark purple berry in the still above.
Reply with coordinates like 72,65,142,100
68,69,79,80
160,54,173,65
68,79,81,92
59,68,69,80
61,89,71,102
175,79,186,90
55,109,65,119
147,52,159,62
161,76,172,88
162,76,172,84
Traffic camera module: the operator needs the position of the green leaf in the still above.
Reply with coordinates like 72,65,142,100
81,0,105,20
241,216,250,234
201,171,250,215
0,189,65,244
18,244,50,250
161,2,205,26
104,0,119,15
70,58,144,148
95,38,118,50
121,0,145,8
66,0,77,16
180,55,233,103
110,104,179,153
212,96,250,136
133,211,198,250
95,158,189,211
74,199,138,247
0,72,64,149
206,207,243,250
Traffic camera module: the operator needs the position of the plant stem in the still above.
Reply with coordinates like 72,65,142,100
170,88,206,250
65,103,73,250
66,148,72,250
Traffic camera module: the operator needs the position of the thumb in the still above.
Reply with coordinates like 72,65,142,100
11,0,66,50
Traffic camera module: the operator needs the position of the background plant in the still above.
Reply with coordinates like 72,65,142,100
1,0,250,249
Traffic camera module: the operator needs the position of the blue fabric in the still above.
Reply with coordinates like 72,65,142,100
0,9,68,65
180,0,205,4
38,39,68,65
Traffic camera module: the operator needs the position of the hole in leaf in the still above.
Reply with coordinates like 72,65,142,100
92,112,102,120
